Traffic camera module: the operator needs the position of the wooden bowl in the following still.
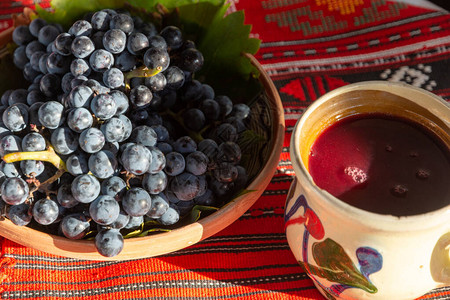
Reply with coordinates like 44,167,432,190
0,12,285,260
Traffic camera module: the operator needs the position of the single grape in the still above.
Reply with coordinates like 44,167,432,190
0,134,22,157
183,108,205,131
109,13,134,34
89,195,120,225
122,187,151,217
13,25,34,46
110,90,129,115
173,136,197,154
29,18,47,37
100,176,126,199
91,10,111,31
147,146,166,174
185,151,209,175
213,123,238,143
89,49,114,72
20,160,45,177
142,171,167,194
121,143,151,175
79,127,105,153
8,89,28,105
68,85,94,108
102,141,120,155
170,172,202,201
57,184,79,208
2,104,28,132
127,32,149,55
32,198,59,225
26,90,45,105
13,46,28,70
144,72,166,92
95,228,124,257
70,58,91,77
164,66,185,90
38,101,64,129
213,162,238,183
179,48,204,73
0,161,21,178
216,141,242,164
148,35,167,50
100,117,125,143
88,150,118,179
54,33,73,56
66,152,89,176
67,107,93,133
194,189,217,206
143,47,170,72
231,103,251,119
215,95,233,118
69,20,93,37
129,125,157,147
146,193,169,219
124,215,143,230
164,152,185,176
156,142,172,154
90,93,117,120
46,52,71,74
115,50,137,71
60,213,90,239
158,206,180,226
103,29,127,54
51,127,79,155
200,99,220,121
102,67,124,89
179,79,203,103
6,203,32,226
129,85,153,108
71,174,101,203
40,73,62,97
117,114,132,142
70,35,94,60
160,26,183,50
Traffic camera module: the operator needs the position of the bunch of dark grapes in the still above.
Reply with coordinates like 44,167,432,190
0,9,251,257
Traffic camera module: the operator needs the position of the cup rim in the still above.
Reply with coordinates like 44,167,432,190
290,80,450,232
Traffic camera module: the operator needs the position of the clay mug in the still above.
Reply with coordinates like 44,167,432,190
285,81,450,300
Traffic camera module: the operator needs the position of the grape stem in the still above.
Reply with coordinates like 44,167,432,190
124,65,162,90
2,145,66,171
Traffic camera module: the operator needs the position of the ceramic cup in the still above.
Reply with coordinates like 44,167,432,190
285,81,450,300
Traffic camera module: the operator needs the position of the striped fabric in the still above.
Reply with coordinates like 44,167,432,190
1,0,450,299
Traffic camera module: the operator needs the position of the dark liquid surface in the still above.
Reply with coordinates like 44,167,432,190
308,114,450,216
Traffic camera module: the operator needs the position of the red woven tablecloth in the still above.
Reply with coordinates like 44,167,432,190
1,0,450,299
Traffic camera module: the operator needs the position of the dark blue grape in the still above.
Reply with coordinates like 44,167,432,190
127,32,149,55
183,108,205,131
71,36,95,59
156,142,172,154
130,125,157,147
38,53,49,74
6,203,32,226
164,152,185,176
26,40,46,59
100,117,125,143
142,171,167,195
54,33,73,56
38,25,61,46
179,79,203,103
143,47,170,72
23,62,40,82
71,174,100,203
3,104,28,132
122,187,151,217
194,189,217,206
60,213,90,239
66,152,89,176
101,176,126,199
95,228,124,257
180,48,204,73
121,143,150,175
71,58,91,77
173,136,197,154
216,141,242,164
158,206,179,225
88,150,118,179
144,72,166,92
7,89,27,105
38,101,64,129
57,184,79,208
20,160,44,177
110,90,129,115
118,114,132,141
29,18,47,37
124,215,143,230
109,13,134,34
91,10,111,31
231,103,251,119
146,193,169,219
90,93,117,120
69,20,93,37
213,123,238,143
0,161,21,178
185,151,209,176
160,26,183,50
129,85,153,108
102,67,124,89
68,85,93,108
89,195,120,225
26,90,45,105
51,127,78,155
89,49,114,72
13,46,28,70
40,73,62,97
67,107,93,133
21,132,45,152
46,52,71,74
79,128,105,153
215,95,233,117
102,29,127,54
115,50,137,71
13,25,34,46
170,172,202,201
32,198,59,225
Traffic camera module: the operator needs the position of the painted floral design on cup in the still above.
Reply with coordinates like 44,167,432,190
285,193,383,298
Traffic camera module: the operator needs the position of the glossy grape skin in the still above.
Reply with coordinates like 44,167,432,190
122,187,151,217
30,51,46,72
110,13,134,34
70,58,91,77
147,146,166,174
164,152,185,176
91,11,111,31
0,135,22,157
146,193,169,219
130,125,157,147
89,49,114,72
51,127,79,155
29,18,47,37
231,103,251,120
89,195,120,225
183,108,205,131
6,203,32,226
144,73,166,92
179,79,202,104
38,101,64,129
39,73,62,97
67,107,93,133
8,89,28,106
170,172,202,201
79,127,105,153
26,90,45,105
20,160,44,177
60,213,90,239
129,85,153,108
13,46,28,70
91,93,117,120
216,141,242,164
103,29,127,54
160,26,183,50
127,32,149,55
71,174,101,203
20,133,45,152
100,117,124,142
57,184,79,208
142,171,167,194
173,136,197,154
2,104,28,132
95,228,124,257
158,206,180,226
200,99,220,121
38,25,60,46
88,150,118,179
0,161,21,178
1,177,28,205
110,90,129,115
69,20,93,37
164,66,185,90
71,36,95,59
180,48,204,73
101,176,126,199
66,152,89,176
185,151,209,176
121,143,151,175
143,47,170,72
213,162,238,183
213,123,238,143
13,25,34,46
68,85,94,108
102,67,124,89
124,215,143,230
32,198,59,225
46,52,71,74
215,95,233,118
117,114,132,142
54,33,73,56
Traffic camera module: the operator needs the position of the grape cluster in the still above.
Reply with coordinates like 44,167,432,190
0,9,251,257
